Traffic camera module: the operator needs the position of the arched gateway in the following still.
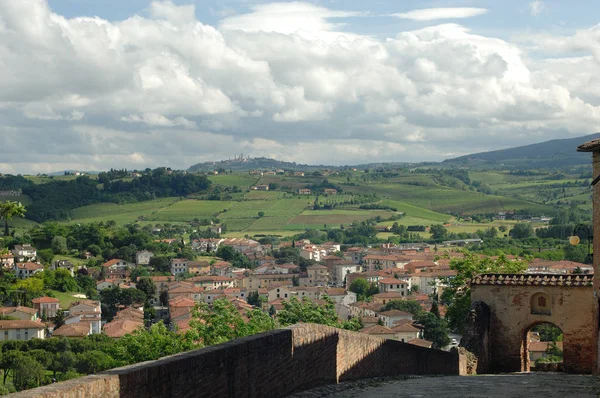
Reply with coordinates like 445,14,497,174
470,273,595,374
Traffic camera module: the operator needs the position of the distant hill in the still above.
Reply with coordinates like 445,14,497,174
444,133,600,169
188,157,338,172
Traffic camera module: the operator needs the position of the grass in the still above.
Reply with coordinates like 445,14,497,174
71,198,180,224
208,174,258,188
50,290,86,309
150,200,234,221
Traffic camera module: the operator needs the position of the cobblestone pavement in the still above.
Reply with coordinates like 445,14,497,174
289,373,600,398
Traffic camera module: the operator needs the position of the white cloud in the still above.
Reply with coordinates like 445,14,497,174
0,0,599,174
393,7,488,21
529,1,545,16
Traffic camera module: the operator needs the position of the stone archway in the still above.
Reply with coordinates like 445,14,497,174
470,273,596,374
522,322,563,372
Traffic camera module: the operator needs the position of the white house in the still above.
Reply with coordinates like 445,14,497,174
391,323,421,342
102,259,132,270
378,278,409,296
170,258,189,276
0,320,45,341
12,245,37,262
52,259,76,277
68,300,102,334
14,262,44,279
136,250,154,265
378,309,413,328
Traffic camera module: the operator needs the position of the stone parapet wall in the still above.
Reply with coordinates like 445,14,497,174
15,324,463,398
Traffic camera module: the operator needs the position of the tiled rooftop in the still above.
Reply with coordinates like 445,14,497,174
471,273,593,287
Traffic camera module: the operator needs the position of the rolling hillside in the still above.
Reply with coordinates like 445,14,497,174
444,133,600,169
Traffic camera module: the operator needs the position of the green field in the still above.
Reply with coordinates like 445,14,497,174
208,174,258,188
70,198,181,224
50,290,86,309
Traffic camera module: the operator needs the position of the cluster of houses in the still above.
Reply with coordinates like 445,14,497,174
0,233,592,344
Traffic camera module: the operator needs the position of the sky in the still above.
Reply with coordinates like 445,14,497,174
1,0,599,174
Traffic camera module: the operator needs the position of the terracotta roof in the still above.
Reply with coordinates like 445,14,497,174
306,264,328,269
103,319,144,338
408,338,433,348
471,273,593,287
103,259,126,267
360,325,394,335
379,278,408,285
169,297,196,308
529,341,563,352
323,288,346,296
114,307,144,321
373,292,404,299
32,297,60,304
378,310,412,317
16,262,43,271
0,320,44,329
0,306,38,315
391,323,420,333
53,322,90,337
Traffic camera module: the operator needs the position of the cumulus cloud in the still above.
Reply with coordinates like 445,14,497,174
529,1,545,16
393,7,488,21
0,0,598,174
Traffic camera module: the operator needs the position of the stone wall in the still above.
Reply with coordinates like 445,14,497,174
471,283,595,373
460,301,491,374
15,324,464,398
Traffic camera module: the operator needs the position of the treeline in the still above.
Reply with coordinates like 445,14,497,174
10,170,211,222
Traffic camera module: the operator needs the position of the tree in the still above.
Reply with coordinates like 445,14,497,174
430,300,440,319
187,299,275,347
247,291,264,307
149,256,171,273
442,253,528,332
51,236,68,254
54,310,66,328
49,351,75,378
509,223,534,239
159,290,169,306
277,296,361,331
0,201,25,237
136,277,156,299
113,322,194,364
13,355,45,391
75,350,115,374
257,211,265,218
417,312,450,349
430,224,448,241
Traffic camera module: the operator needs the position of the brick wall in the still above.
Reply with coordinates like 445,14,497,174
15,324,463,398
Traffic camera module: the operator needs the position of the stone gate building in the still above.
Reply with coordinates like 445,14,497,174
470,273,595,374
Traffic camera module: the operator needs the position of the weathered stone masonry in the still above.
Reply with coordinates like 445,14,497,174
15,323,466,398
470,273,595,374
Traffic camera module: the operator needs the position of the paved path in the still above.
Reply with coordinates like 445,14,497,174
290,373,600,397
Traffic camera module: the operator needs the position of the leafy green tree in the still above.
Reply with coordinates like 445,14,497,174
442,253,528,332
136,277,156,299
112,322,194,364
0,350,22,384
430,300,440,319
37,249,54,266
430,224,448,241
54,309,66,328
349,278,369,300
49,351,76,378
417,312,450,349
51,236,68,254
509,223,534,239
12,355,44,391
247,291,265,307
187,299,275,347
149,256,171,273
277,296,361,331
75,350,115,374
0,201,25,237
